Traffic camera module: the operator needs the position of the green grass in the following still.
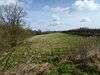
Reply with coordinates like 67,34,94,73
0,33,99,73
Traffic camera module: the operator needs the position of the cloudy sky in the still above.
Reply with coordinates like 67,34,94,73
0,0,100,31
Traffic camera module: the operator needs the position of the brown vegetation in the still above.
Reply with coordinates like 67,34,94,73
0,63,52,75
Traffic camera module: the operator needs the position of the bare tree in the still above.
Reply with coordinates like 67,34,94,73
0,4,26,48
0,4,26,26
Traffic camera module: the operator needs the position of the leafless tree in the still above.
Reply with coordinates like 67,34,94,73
0,4,27,48
0,4,26,26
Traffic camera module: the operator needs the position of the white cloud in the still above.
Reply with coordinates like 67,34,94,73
51,7,70,14
42,0,100,28
50,7,71,31
73,0,100,11
43,5,50,11
50,6,70,25
42,6,70,31
80,17,91,22
29,1,100,31
0,0,19,5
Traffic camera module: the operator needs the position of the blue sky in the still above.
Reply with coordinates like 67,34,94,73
0,0,100,31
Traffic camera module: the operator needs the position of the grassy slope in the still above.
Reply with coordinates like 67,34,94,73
0,33,99,71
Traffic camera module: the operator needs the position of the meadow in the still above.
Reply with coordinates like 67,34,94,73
0,32,100,75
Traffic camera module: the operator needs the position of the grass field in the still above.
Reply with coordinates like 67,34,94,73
0,33,99,75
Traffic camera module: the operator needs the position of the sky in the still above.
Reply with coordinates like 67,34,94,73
0,0,100,31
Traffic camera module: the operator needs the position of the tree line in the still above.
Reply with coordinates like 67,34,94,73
62,28,100,37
